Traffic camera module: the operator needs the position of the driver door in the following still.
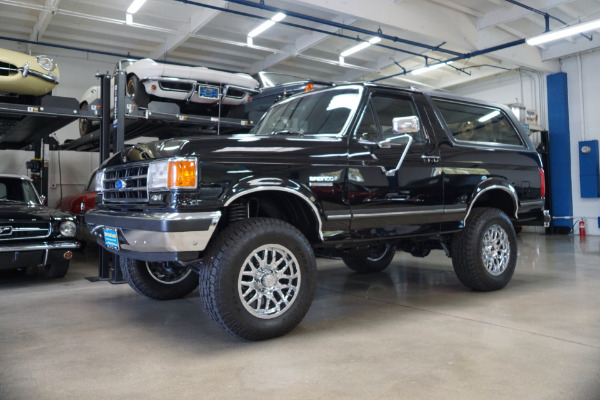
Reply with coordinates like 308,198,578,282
346,89,443,238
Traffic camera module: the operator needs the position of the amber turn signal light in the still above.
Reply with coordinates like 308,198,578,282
168,160,197,188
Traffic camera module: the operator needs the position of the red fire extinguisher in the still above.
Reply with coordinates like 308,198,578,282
579,220,586,239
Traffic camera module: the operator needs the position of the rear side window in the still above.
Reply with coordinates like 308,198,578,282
433,99,523,146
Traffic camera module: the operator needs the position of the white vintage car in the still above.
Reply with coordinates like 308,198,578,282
0,48,59,97
78,58,259,135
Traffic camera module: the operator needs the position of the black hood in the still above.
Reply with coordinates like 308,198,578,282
0,203,74,222
100,134,347,168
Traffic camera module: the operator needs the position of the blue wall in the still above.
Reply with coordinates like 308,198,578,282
547,72,573,228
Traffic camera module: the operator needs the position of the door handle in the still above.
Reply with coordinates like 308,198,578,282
421,155,440,163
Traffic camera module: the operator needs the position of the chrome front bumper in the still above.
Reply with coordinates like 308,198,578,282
85,209,221,261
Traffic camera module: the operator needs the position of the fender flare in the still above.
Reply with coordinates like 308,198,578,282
222,178,324,241
465,179,519,222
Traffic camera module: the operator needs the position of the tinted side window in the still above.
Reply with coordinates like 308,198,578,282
433,99,523,146
355,94,425,143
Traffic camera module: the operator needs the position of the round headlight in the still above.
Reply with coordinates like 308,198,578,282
36,56,56,72
60,221,77,237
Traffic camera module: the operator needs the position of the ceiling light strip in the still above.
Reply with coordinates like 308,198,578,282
526,18,600,46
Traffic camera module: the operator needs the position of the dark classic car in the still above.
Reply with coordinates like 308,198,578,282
0,174,79,278
86,83,549,340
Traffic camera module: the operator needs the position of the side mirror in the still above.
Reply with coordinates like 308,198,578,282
378,116,421,149
393,116,420,134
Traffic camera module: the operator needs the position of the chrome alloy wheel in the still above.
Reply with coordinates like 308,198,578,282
481,224,511,276
367,244,391,262
238,244,301,319
145,262,193,285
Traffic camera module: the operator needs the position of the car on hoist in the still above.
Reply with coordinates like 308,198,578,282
77,58,259,136
0,47,59,100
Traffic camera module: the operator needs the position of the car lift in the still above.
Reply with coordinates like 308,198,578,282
0,68,254,284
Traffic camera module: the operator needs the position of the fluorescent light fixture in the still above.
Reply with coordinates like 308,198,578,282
478,110,500,123
394,76,435,88
340,37,381,58
412,61,453,75
339,56,345,66
247,37,253,47
526,17,600,46
127,0,147,14
126,13,133,25
248,12,286,38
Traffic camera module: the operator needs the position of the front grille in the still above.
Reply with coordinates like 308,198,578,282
0,62,18,77
0,222,51,241
159,81,194,92
102,163,149,203
225,88,246,99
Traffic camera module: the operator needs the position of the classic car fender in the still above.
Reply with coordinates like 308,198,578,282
465,178,519,222
0,48,59,96
223,177,324,241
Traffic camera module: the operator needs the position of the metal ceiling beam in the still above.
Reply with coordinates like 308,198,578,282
478,0,574,30
28,0,60,42
178,0,465,57
151,1,226,60
248,15,357,73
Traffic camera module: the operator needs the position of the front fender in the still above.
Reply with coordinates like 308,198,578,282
222,177,323,240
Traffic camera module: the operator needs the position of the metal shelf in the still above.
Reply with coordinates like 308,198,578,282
0,95,99,150
60,99,252,152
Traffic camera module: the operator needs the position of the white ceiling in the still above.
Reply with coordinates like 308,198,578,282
1,0,599,90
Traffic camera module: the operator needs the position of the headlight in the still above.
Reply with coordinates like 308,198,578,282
36,55,56,72
95,170,104,192
60,221,77,237
148,157,198,190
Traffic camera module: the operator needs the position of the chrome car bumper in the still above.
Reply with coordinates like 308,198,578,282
85,209,221,262
0,241,80,252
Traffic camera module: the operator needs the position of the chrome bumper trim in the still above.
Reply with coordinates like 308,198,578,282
87,210,221,253
0,241,80,252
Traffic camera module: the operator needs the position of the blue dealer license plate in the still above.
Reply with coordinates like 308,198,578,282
103,227,119,250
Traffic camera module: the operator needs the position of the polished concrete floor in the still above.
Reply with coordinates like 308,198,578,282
1,233,599,400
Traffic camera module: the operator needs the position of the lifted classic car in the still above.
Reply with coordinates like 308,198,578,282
0,47,59,98
78,58,259,135
86,83,549,340
0,174,79,278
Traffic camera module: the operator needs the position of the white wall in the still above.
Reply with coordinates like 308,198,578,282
448,49,600,236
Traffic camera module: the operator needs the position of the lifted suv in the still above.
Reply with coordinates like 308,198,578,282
86,83,549,340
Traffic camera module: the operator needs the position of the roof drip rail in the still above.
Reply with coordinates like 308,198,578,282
505,0,592,41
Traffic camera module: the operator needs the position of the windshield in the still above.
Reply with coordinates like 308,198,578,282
251,87,361,136
0,177,41,205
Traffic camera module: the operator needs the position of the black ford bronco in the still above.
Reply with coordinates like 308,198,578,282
86,83,549,340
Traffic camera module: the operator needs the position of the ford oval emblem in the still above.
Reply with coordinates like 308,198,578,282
115,180,127,190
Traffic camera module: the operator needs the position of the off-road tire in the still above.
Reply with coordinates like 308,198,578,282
342,244,396,274
120,257,198,300
451,207,517,291
199,218,317,341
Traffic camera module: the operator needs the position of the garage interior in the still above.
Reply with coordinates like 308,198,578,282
1,0,599,399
